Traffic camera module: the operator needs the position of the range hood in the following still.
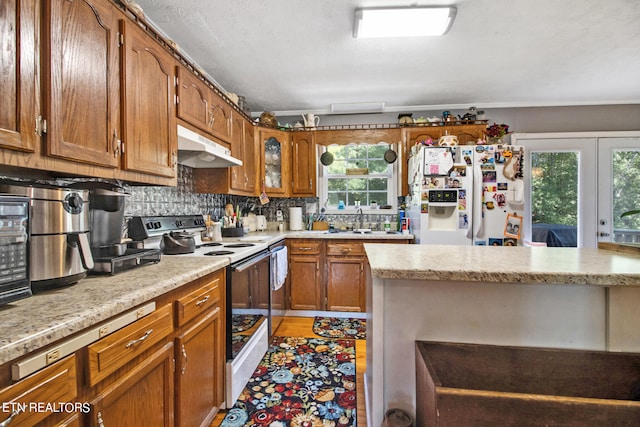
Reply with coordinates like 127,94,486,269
177,125,243,168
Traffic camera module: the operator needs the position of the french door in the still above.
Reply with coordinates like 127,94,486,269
514,132,640,248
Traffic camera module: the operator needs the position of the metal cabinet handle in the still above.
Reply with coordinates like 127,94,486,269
195,295,210,306
208,107,216,127
125,329,153,348
97,411,105,427
0,408,22,427
112,129,121,157
181,344,188,375
298,247,312,251
340,248,352,254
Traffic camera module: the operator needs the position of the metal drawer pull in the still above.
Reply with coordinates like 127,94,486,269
181,344,188,375
97,411,105,427
195,295,210,306
340,248,352,254
0,408,21,427
298,247,312,251
125,329,154,348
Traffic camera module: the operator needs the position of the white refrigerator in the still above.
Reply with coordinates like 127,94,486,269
406,144,525,246
406,145,474,244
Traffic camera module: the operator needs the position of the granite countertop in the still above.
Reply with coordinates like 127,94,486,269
0,256,227,365
0,231,410,366
364,244,640,286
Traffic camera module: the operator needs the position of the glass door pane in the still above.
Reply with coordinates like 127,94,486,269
518,137,597,247
598,138,640,244
530,152,579,246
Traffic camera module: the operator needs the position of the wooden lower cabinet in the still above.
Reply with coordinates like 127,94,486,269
288,239,409,312
0,355,77,427
288,240,323,310
326,256,365,312
289,255,323,310
175,307,223,427
87,343,174,427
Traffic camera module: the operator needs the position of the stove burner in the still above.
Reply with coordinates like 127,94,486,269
197,242,223,248
224,243,256,248
204,250,236,256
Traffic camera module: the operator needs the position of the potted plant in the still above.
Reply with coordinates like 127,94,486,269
484,123,511,143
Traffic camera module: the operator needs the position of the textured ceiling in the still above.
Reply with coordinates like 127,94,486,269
134,0,640,115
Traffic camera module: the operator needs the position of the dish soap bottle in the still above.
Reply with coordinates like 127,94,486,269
384,217,391,232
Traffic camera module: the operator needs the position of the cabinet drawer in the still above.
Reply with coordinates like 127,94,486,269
327,242,365,256
175,274,222,327
87,304,173,386
0,355,77,427
289,241,322,255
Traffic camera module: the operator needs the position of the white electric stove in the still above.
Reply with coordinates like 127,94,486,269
128,215,281,407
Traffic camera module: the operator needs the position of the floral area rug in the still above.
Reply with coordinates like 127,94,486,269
221,336,357,427
312,317,367,340
232,314,263,333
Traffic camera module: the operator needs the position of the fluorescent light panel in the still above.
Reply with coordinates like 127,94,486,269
354,6,457,38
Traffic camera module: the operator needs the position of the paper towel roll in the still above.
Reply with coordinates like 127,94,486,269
289,207,303,231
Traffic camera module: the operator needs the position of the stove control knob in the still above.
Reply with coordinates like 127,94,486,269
153,221,161,229
175,220,183,227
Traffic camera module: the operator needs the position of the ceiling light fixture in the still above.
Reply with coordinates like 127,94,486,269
353,6,457,38
330,101,386,114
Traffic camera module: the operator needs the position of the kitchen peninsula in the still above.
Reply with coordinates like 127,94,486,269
363,244,640,427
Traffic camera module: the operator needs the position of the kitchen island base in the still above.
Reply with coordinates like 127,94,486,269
415,341,640,427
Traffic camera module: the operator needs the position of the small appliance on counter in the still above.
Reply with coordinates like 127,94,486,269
0,183,94,289
88,187,160,274
0,195,31,304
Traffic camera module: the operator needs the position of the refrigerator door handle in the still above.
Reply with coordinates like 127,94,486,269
472,160,485,239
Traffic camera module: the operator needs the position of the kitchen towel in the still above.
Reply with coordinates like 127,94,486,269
272,246,288,291
289,207,303,231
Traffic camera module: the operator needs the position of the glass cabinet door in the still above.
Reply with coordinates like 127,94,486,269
264,135,285,193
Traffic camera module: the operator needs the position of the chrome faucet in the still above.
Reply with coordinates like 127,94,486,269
356,207,364,230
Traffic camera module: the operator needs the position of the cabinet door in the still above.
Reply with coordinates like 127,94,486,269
175,307,223,427
208,92,232,143
243,121,257,194
289,255,322,310
291,131,316,196
229,113,245,192
44,0,120,167
88,343,174,427
176,65,211,135
326,256,365,312
261,129,289,195
0,0,37,152
121,20,176,178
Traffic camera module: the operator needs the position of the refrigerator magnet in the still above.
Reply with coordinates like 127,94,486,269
504,213,523,239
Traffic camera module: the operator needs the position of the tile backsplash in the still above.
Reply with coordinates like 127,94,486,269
2,165,398,232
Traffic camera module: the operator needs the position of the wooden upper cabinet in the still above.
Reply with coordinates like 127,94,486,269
0,0,37,153
229,112,246,192
243,120,257,194
291,131,316,196
261,128,290,196
176,65,211,135
208,91,232,143
121,18,176,178
44,0,121,167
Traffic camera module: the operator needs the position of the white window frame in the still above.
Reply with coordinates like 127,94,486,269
317,143,398,213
